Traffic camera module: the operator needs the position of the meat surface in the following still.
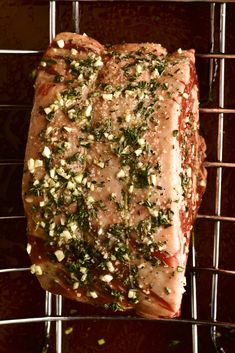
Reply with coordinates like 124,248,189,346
22,32,207,318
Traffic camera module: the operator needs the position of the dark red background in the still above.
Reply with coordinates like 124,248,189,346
0,1,235,353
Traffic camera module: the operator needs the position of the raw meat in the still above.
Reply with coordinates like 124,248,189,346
22,32,207,318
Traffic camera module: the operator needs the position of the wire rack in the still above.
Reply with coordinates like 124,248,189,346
0,1,235,353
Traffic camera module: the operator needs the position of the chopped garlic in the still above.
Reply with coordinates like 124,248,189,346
90,291,98,298
102,93,113,101
100,274,113,283
135,149,142,157
42,146,51,158
57,39,65,48
67,181,75,190
44,107,52,115
128,289,138,299
85,104,92,117
27,158,35,173
183,92,189,99
50,168,56,179
71,48,78,56
98,228,103,235
87,196,95,204
150,174,157,186
125,114,131,122
138,138,145,146
74,173,83,183
73,282,79,289
117,169,125,179
98,338,106,346
60,230,72,242
65,327,74,335
30,264,43,276
54,250,65,262
63,126,73,133
106,261,115,273
200,180,206,187
35,160,43,168
26,243,32,255
136,64,143,74
94,57,103,67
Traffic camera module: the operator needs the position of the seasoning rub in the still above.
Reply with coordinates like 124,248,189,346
22,33,207,319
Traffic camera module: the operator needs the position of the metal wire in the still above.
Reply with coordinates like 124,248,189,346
41,292,52,353
72,1,80,33
191,230,198,353
0,50,42,54
0,2,235,353
210,3,226,353
40,2,58,353
49,1,56,42
0,314,235,328
56,295,63,353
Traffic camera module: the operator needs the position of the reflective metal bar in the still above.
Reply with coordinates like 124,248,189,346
192,267,235,276
0,315,235,327
209,3,216,101
41,292,52,353
210,3,226,352
56,295,63,353
197,53,235,59
72,1,80,33
0,50,42,55
191,230,198,353
0,216,25,220
0,267,30,274
197,214,235,222
0,104,32,110
0,162,23,166
49,1,56,42
200,107,235,114
204,161,235,168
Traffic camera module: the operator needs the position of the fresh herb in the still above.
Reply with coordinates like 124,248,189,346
134,166,150,188
164,287,171,295
177,266,184,272
74,195,90,231
138,199,155,208
154,161,161,173
151,208,173,229
113,242,130,261
107,223,129,239
41,57,57,65
121,126,143,147
46,111,55,122
110,289,124,300
29,181,43,196
30,204,40,212
54,74,64,83
66,151,84,164
61,87,79,100
104,302,123,312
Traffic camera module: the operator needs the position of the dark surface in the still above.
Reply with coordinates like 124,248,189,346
0,1,235,353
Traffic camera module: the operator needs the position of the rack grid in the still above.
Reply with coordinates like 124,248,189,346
0,1,235,353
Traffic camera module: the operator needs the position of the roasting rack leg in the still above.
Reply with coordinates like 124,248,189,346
210,3,226,353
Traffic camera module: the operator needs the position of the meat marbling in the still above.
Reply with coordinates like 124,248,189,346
22,32,207,318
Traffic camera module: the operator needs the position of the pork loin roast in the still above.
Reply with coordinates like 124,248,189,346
22,32,207,318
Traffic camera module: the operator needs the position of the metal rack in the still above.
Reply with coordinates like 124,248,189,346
0,1,235,353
